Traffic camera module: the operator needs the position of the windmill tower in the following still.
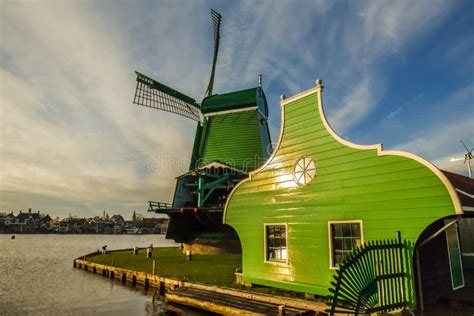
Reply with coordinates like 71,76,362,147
132,9,272,248
450,140,473,178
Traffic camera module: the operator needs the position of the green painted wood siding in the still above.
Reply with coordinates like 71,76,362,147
224,88,458,296
200,110,266,172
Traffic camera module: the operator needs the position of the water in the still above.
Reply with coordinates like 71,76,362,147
0,234,204,315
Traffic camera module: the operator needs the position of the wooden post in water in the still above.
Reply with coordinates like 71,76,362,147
152,260,156,275
133,246,138,255
278,304,286,316
112,259,114,267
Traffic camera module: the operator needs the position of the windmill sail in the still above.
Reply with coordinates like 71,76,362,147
205,9,222,97
133,71,201,121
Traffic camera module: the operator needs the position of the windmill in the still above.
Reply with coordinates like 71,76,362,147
132,9,272,247
450,140,473,178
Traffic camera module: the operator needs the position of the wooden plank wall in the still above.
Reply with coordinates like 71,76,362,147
225,89,457,298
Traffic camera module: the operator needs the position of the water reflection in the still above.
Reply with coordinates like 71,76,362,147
0,234,209,315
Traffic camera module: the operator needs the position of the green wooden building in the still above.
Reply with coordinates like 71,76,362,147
223,80,473,310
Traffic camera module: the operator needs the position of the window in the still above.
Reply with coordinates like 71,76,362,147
265,224,288,263
293,157,316,186
329,221,363,268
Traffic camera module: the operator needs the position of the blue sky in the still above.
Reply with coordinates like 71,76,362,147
1,0,473,218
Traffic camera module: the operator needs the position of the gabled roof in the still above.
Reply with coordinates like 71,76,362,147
61,217,86,224
442,170,474,210
201,87,260,114
16,212,40,221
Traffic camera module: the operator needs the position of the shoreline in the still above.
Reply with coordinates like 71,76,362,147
73,248,328,315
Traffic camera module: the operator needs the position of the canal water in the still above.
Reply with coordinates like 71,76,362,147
0,234,206,315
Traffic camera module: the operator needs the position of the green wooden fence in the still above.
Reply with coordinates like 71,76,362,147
327,232,411,315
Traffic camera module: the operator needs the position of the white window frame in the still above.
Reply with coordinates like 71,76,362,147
328,220,364,269
264,223,289,266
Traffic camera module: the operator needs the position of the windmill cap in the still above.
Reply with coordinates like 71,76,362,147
201,86,268,116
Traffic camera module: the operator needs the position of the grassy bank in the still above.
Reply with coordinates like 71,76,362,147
85,247,329,303
87,247,241,287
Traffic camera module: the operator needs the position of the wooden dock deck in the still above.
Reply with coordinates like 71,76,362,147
167,286,315,315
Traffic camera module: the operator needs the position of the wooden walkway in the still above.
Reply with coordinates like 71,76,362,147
167,287,316,315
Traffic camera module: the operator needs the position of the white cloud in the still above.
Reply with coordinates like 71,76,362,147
323,0,454,134
0,2,196,216
397,118,473,161
328,74,385,134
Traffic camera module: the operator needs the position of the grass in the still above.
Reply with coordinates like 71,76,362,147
87,247,241,287
86,247,329,303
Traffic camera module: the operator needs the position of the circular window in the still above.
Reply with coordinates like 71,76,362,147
293,157,316,185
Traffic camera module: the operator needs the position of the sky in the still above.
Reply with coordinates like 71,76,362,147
0,0,473,218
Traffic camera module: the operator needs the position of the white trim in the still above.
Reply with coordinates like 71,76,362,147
327,220,364,270
203,106,257,117
280,86,319,106
462,206,474,212
455,188,474,199
461,252,474,257
445,222,465,290
263,223,289,266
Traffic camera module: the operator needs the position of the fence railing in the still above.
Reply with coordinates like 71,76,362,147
327,232,412,315
148,201,172,212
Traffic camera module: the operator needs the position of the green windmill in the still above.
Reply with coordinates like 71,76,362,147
133,9,272,248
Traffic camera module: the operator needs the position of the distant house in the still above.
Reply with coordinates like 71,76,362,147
5,212,15,225
13,209,41,232
123,217,168,234
59,217,86,233
110,214,125,224
39,214,53,232
0,213,6,232
109,214,125,233
52,217,61,231
143,218,169,234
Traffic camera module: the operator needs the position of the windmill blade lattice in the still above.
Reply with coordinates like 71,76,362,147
133,71,201,121
205,9,222,97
